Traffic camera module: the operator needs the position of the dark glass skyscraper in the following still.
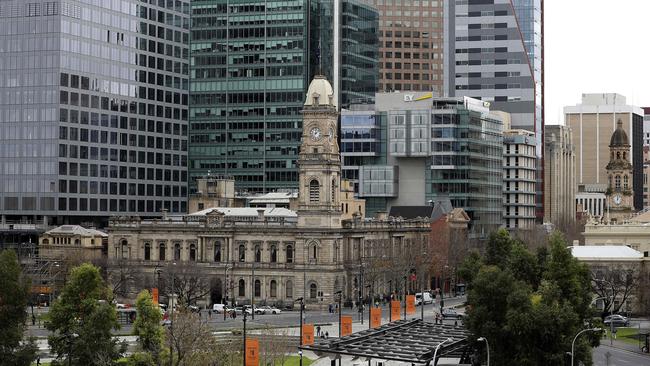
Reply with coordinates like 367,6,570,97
189,0,378,193
0,0,190,225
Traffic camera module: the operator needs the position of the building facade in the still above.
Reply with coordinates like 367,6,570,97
188,0,378,194
543,124,575,228
370,0,444,94
106,76,430,306
341,93,504,237
503,129,537,230
565,93,644,211
605,120,635,222
0,0,190,225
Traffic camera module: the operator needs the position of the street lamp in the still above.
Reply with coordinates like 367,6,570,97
295,297,304,366
388,279,393,322
243,309,248,366
571,328,601,366
365,284,371,328
432,337,453,366
168,262,176,366
477,337,490,366
335,290,343,366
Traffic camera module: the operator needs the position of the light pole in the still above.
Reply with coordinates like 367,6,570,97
571,328,601,366
251,261,255,320
168,262,176,366
432,337,453,366
388,279,392,322
403,275,407,320
477,337,490,366
243,309,248,366
335,290,343,366
223,264,230,321
295,297,304,366
365,284,371,328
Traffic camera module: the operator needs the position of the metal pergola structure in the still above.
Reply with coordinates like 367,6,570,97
300,319,474,365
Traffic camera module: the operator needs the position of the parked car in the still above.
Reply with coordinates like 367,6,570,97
188,305,200,313
441,308,463,319
415,292,434,306
604,314,630,327
256,306,281,315
235,306,252,315
213,304,226,313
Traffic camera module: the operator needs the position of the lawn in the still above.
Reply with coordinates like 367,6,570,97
612,327,645,347
278,355,313,366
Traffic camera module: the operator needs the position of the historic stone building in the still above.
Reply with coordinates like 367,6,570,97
107,77,430,307
605,119,635,222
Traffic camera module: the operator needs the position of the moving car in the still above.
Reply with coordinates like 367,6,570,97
255,306,282,315
604,314,630,327
441,308,463,319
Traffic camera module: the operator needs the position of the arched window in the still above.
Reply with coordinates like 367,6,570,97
144,243,151,261
254,279,261,297
617,152,621,160
331,179,336,202
239,244,246,262
615,175,621,189
174,243,181,261
286,280,293,298
311,244,317,261
608,175,612,188
75,239,81,246
214,241,221,262
189,244,196,261
42,239,49,245
159,243,166,261
624,175,629,189
254,245,261,263
270,280,277,298
309,283,317,299
623,151,627,160
270,245,277,263
286,245,293,263
309,179,320,202
238,279,245,297
121,240,128,259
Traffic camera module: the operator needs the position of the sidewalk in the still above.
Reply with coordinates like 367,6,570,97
603,336,649,356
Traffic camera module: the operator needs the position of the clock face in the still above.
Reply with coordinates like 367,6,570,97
614,194,622,205
310,127,322,141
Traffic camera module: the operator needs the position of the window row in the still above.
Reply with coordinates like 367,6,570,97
58,144,187,167
59,197,185,212
58,179,187,197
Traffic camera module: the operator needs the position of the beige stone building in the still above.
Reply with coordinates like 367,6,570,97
107,77,430,307
543,124,576,229
503,129,537,230
39,225,106,261
565,93,644,210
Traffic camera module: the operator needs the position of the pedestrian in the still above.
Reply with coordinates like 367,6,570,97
454,320,458,327
208,309,212,319
32,314,36,326
325,331,329,339
316,325,321,337
613,328,618,340
36,356,40,366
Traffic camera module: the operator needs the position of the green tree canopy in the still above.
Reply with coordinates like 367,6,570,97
463,230,599,366
132,289,163,362
46,263,125,365
0,250,37,366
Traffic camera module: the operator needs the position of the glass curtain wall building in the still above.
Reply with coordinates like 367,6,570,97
189,0,378,194
0,0,190,225
444,0,543,219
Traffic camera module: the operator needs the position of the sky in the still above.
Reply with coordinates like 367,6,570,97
545,0,650,125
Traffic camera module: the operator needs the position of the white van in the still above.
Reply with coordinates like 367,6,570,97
415,292,434,305
212,303,225,313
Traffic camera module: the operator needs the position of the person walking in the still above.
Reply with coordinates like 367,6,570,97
316,325,322,337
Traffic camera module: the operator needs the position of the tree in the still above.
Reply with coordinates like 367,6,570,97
46,263,126,365
462,230,599,366
132,290,163,362
0,250,37,366
103,258,140,300
591,266,639,316
164,310,221,366
160,263,210,307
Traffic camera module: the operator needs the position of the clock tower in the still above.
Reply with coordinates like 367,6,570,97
297,75,342,228
606,119,634,222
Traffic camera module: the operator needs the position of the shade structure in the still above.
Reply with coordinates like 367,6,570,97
299,319,473,365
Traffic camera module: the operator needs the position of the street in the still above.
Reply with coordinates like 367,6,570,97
593,345,650,366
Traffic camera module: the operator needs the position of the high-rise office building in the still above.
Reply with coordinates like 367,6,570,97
565,93,644,211
0,0,190,225
342,93,504,237
543,124,575,229
503,129,537,230
370,0,444,94
444,0,544,219
188,0,378,193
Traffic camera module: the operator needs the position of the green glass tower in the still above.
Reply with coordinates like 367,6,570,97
189,0,378,193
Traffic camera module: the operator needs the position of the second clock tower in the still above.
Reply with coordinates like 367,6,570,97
605,119,634,222
297,75,342,228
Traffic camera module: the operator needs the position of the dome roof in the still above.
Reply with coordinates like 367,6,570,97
304,75,335,108
610,119,630,147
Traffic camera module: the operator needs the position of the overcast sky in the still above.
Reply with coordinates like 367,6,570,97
545,0,649,125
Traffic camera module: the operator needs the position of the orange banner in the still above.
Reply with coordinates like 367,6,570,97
152,288,159,305
341,315,353,336
390,300,401,321
302,324,315,345
370,307,381,328
406,295,416,315
245,338,259,366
